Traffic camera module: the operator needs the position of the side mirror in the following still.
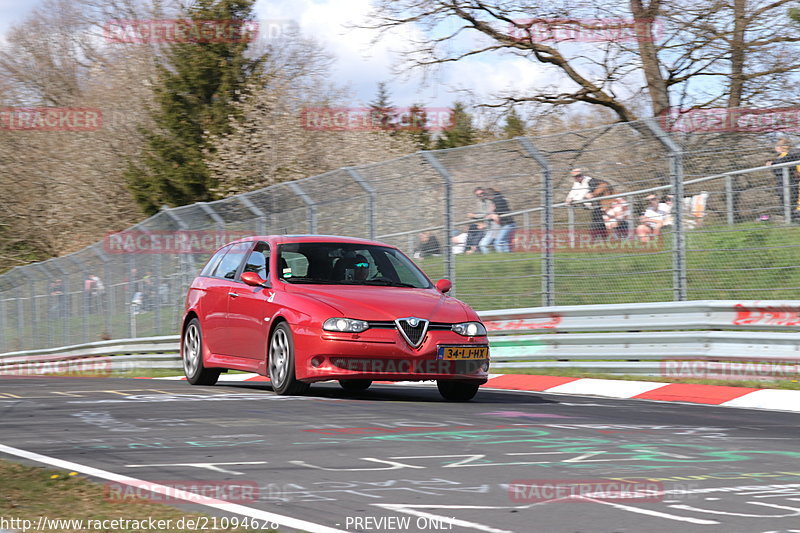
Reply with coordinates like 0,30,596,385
241,271,269,288
435,279,452,294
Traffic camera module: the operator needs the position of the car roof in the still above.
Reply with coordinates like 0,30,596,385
227,234,394,248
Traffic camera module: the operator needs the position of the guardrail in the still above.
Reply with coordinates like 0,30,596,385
1,300,799,377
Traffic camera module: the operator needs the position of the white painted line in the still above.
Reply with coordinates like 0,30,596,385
545,378,668,398
573,497,719,524
0,443,347,533
721,388,800,412
218,374,259,382
374,504,517,533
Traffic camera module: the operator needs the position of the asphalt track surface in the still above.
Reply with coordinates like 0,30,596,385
1,377,800,533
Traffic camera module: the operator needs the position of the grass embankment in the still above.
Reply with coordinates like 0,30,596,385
0,461,276,532
416,222,800,309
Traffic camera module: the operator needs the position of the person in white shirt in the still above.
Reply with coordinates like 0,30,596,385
565,168,612,240
636,194,668,242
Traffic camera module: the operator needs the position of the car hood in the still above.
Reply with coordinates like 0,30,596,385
287,285,471,323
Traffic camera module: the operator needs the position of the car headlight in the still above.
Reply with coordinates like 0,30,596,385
323,318,370,333
451,321,487,336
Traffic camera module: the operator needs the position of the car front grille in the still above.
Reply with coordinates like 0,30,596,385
395,317,429,348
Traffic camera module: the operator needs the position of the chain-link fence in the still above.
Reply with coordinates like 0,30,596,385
3,112,800,352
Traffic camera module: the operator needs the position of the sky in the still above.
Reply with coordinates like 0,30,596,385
253,0,548,109
0,0,550,114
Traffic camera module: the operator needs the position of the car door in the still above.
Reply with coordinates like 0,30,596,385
226,241,276,360
202,241,252,356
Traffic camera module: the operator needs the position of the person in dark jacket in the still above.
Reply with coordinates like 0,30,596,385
483,187,516,252
767,138,800,221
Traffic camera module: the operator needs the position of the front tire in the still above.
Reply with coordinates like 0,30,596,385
268,322,309,395
437,380,480,402
182,319,221,386
339,379,372,392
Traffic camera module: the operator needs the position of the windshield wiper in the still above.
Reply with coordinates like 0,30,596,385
285,278,347,284
362,279,417,288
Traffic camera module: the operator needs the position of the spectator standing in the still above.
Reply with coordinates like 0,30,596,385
481,188,515,252
766,138,800,222
467,186,500,253
565,168,612,240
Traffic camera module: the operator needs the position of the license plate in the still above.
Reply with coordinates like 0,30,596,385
438,345,489,360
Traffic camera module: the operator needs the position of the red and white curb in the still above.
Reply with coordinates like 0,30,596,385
149,373,800,413
482,374,800,413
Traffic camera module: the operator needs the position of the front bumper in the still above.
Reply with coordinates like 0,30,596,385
292,325,489,383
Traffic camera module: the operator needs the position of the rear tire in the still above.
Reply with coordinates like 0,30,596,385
437,380,480,402
182,319,221,386
339,379,372,392
268,322,310,395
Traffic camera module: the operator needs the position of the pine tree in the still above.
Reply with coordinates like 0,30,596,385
402,103,431,150
503,107,526,138
368,81,396,132
125,0,264,214
435,102,475,149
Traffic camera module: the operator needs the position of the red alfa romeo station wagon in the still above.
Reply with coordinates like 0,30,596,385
180,235,490,401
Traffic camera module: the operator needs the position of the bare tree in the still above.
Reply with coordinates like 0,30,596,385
366,0,800,121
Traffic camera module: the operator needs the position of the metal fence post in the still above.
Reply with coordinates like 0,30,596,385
22,269,38,349
67,256,89,343
288,182,317,234
92,246,112,339
725,175,735,226
517,137,554,306
239,194,267,234
49,261,71,346
0,290,6,352
420,151,455,291
345,167,377,240
199,202,226,230
16,283,24,350
783,167,792,225
643,118,687,301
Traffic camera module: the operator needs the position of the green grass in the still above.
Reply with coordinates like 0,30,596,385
0,460,276,532
415,221,800,309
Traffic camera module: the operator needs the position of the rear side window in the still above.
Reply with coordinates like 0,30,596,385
200,246,230,277
213,242,252,280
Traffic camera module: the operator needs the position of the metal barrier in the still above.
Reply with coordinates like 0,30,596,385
2,301,799,377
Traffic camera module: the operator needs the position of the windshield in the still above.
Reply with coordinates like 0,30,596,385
277,242,431,288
